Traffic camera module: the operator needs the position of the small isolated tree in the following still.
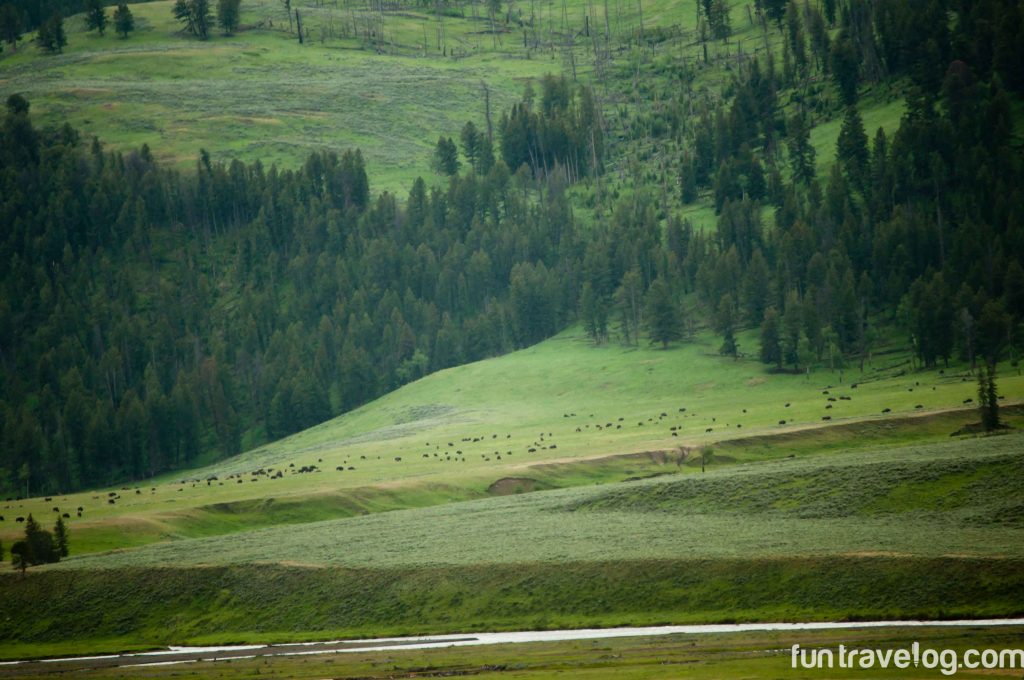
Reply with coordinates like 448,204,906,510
113,3,134,38
85,0,107,35
978,363,1001,432
218,0,241,35
644,278,682,348
53,516,69,558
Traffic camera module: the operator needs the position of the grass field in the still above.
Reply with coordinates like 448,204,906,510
2,324,1020,556
4,626,1022,679
1,426,1021,656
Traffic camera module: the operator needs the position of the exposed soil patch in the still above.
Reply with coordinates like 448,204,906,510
486,477,556,496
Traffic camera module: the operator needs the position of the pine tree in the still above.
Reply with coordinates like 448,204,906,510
717,294,738,358
37,13,67,53
644,278,682,349
460,121,480,170
580,282,608,344
836,106,869,193
707,0,730,40
113,3,134,38
85,0,107,35
978,363,1001,432
53,515,68,558
760,306,783,369
10,541,28,575
218,0,241,36
786,113,815,183
433,136,460,176
830,34,860,105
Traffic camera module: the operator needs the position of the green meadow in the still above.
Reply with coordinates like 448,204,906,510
2,325,1019,556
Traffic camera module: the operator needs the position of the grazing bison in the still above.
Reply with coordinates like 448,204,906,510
882,408,891,413
62,513,70,518
822,416,831,421
779,420,787,425
705,427,713,433
16,516,25,522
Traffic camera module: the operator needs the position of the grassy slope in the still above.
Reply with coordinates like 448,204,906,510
3,325,1020,554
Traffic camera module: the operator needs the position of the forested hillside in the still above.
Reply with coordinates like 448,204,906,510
1,0,1023,496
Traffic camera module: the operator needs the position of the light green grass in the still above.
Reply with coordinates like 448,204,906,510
49,432,1024,571
2,324,1020,555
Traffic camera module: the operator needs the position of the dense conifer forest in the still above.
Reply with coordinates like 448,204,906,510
1,0,1023,497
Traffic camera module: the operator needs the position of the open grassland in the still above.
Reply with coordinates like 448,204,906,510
1,431,1021,656
4,626,1024,678
46,433,1024,570
2,325,1020,555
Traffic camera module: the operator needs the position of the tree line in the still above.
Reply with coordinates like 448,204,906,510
2,0,1023,496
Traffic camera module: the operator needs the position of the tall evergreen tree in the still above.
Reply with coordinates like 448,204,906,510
978,363,1001,432
432,136,460,176
217,0,240,35
786,113,815,184
53,515,68,558
113,2,133,38
836,106,869,193
760,306,783,369
830,34,860,105
37,12,66,53
85,0,107,35
644,278,682,348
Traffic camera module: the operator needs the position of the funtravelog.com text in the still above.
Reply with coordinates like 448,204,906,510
791,642,1024,676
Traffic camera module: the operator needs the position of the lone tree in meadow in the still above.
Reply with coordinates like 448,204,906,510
218,0,241,35
644,277,682,349
978,363,1001,432
85,0,107,35
114,3,134,38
